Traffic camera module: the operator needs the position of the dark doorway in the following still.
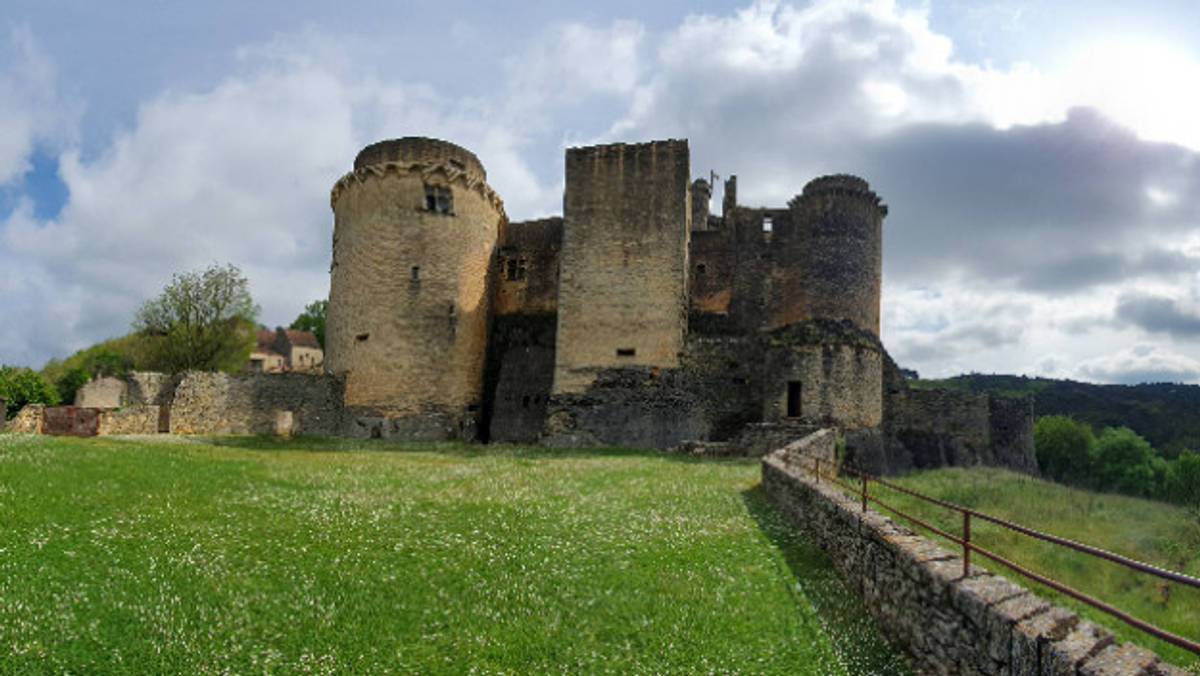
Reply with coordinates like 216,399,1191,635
786,381,802,418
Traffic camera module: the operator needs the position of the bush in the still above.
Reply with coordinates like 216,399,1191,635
1034,415,1095,484
1166,452,1200,510
1094,427,1159,498
0,366,60,418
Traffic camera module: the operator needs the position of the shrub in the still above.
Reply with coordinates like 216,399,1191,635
1166,452,1200,510
0,366,61,418
1094,427,1159,498
1034,415,1095,484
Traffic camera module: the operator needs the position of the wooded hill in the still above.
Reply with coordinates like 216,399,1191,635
911,374,1200,458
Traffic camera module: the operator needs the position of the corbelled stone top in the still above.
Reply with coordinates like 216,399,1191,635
793,174,887,215
802,174,871,195
354,137,486,181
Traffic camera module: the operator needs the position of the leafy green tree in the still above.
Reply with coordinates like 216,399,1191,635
133,263,259,374
53,367,93,405
1034,415,1095,484
1094,427,1159,497
289,299,328,349
1166,452,1200,510
0,366,60,418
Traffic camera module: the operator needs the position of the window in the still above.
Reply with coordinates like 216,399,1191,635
696,263,707,275
786,381,802,418
522,395,531,409
356,333,370,342
616,348,636,357
505,257,528,281
762,216,774,233
411,266,421,282
424,185,453,214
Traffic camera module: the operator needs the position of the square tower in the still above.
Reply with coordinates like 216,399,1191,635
553,140,691,393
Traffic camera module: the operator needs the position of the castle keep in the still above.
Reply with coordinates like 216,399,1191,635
325,136,1035,471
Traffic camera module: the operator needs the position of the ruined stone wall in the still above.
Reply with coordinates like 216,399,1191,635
777,175,885,335
327,137,504,437
169,372,344,436
484,315,557,443
74,376,127,408
554,140,691,393
5,405,44,433
680,335,764,439
493,218,561,316
126,372,176,406
544,367,710,448
763,436,1183,676
763,343,883,428
688,229,735,315
98,406,161,435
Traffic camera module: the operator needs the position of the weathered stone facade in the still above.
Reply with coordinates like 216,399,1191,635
326,137,504,439
314,134,1034,470
762,433,1185,675
169,372,344,436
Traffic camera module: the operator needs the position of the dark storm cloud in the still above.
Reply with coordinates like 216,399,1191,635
1115,293,1200,337
858,109,1200,290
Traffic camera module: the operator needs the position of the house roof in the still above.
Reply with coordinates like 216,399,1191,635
285,330,320,350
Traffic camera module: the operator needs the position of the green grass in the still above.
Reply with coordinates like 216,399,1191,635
875,467,1200,671
0,435,907,674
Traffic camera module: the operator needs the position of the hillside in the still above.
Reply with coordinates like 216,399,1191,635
887,467,1199,671
911,374,1200,457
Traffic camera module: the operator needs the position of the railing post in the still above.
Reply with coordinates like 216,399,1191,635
814,457,820,483
861,473,868,512
962,511,972,577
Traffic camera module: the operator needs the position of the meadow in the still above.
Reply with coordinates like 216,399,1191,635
881,467,1200,671
0,435,907,674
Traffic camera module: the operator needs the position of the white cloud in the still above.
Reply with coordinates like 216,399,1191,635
0,26,76,186
1076,344,1200,385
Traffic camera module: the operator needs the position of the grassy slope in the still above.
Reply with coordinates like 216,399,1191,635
0,435,907,674
883,467,1200,671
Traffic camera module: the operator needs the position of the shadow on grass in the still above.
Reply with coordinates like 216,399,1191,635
741,484,912,676
193,434,757,465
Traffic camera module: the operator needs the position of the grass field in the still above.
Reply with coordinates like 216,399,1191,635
880,467,1200,671
0,435,908,674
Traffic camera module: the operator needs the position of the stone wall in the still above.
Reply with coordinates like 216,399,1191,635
554,140,691,393
763,434,1185,675
326,137,504,436
169,372,344,436
126,371,177,406
484,314,557,443
857,354,1038,475
6,405,44,433
74,376,128,408
494,218,562,316
98,406,162,435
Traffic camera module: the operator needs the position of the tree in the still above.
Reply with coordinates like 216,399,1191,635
289,299,328,349
1166,452,1200,511
1034,415,1095,485
133,263,259,374
1093,427,1159,497
0,366,60,418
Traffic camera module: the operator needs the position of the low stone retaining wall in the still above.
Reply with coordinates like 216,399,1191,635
5,405,45,433
763,431,1185,675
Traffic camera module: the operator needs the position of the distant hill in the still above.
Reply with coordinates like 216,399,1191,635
910,374,1200,458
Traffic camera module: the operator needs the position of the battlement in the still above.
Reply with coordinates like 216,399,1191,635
354,137,487,181
792,174,888,215
565,139,689,175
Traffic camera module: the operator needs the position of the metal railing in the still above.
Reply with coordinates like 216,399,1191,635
806,457,1200,656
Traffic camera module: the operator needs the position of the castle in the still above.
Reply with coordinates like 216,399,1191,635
324,137,1036,472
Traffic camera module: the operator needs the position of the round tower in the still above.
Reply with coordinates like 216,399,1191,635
771,175,887,335
327,137,505,438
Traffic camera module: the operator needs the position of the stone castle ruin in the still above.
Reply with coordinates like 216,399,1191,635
322,136,1035,472
6,135,1034,473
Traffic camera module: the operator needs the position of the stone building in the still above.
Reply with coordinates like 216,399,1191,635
248,328,324,374
319,136,1034,470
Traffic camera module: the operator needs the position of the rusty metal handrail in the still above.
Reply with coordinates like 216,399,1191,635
802,458,1200,656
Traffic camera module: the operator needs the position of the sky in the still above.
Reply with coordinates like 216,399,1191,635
2,0,1200,385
